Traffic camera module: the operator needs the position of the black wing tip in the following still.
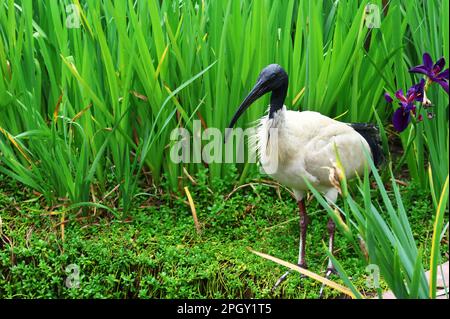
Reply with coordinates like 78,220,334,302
350,122,385,167
349,122,380,131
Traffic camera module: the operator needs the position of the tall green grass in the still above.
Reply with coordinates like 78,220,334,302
0,0,448,212
308,149,448,298
388,0,449,204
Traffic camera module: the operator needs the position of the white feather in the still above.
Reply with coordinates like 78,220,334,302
253,106,372,201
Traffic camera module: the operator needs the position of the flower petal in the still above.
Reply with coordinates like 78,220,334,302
423,53,433,70
395,89,406,102
433,57,446,73
438,69,449,80
404,102,415,112
417,78,425,89
392,107,411,132
437,80,449,94
384,92,393,103
411,79,425,102
409,65,429,75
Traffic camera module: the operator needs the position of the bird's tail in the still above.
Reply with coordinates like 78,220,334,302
349,123,385,167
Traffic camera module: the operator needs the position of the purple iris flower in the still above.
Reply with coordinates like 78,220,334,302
385,79,425,132
409,53,449,93
384,92,393,103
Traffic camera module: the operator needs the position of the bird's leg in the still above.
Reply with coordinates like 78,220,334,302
325,217,337,273
297,199,309,269
319,217,338,298
271,199,309,293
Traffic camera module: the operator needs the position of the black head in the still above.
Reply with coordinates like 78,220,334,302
226,64,289,131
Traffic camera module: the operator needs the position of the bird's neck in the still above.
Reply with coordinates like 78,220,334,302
269,83,288,119
266,105,286,131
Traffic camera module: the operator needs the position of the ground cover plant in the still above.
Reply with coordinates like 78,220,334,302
0,0,448,299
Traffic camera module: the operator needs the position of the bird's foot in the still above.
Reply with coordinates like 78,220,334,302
271,263,308,294
318,266,337,299
326,266,338,275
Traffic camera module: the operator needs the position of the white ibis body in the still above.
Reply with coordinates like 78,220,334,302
227,64,383,295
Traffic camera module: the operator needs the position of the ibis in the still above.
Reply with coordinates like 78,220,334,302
226,64,383,296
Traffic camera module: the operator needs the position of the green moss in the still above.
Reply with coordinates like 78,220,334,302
0,173,445,299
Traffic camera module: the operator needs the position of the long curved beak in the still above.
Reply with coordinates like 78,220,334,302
225,79,268,142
